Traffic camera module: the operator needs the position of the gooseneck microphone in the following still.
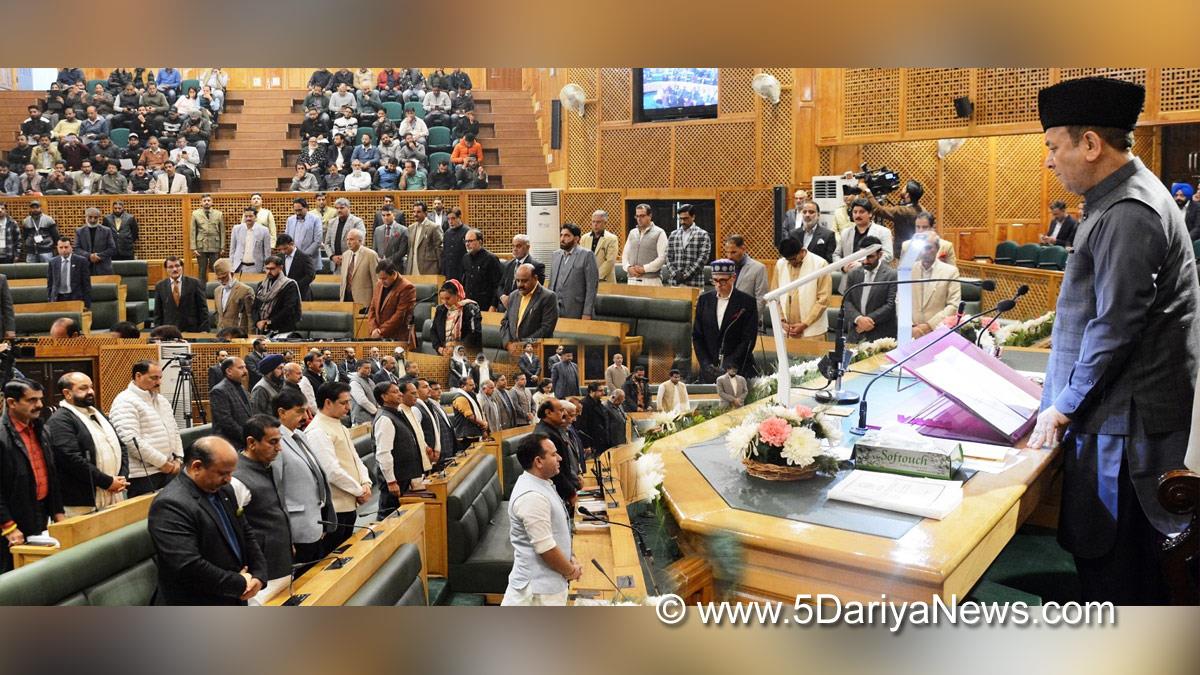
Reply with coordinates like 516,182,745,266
849,297,1019,435
976,284,1029,347
590,558,630,603
316,520,378,540
579,506,661,596
818,277,996,404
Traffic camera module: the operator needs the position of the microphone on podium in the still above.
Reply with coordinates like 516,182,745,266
590,558,630,603
977,285,1029,347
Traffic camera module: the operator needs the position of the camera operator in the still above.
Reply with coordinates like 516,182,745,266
853,172,925,260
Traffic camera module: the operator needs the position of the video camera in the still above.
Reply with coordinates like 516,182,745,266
851,163,902,197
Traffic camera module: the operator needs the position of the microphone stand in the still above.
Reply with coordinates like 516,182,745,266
849,299,1017,436
976,285,1029,348
580,508,661,597
817,277,995,404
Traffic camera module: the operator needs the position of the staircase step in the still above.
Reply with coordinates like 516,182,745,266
208,148,288,160
222,158,287,169
203,167,294,179
228,122,294,133
205,178,283,191
224,130,297,140
209,139,298,149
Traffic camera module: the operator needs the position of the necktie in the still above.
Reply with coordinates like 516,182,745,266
59,258,70,294
206,492,243,563
345,250,356,280
172,279,180,305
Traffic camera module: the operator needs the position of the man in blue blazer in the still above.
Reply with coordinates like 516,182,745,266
47,237,92,307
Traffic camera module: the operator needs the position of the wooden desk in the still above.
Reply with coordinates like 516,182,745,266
9,494,154,568
571,459,645,603
266,506,426,606
399,445,485,577
655,354,1061,603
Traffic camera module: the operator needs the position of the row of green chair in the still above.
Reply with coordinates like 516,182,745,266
993,240,1067,270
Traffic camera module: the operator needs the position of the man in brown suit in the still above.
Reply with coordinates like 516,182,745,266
212,258,255,335
338,229,379,310
367,260,416,341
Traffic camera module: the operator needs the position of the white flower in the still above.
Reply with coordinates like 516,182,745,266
650,410,681,432
817,414,843,445
780,425,821,467
725,422,758,459
634,452,666,501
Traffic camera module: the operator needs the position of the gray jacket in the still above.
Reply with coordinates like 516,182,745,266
323,213,365,263
499,284,559,344
548,247,599,319
276,428,336,545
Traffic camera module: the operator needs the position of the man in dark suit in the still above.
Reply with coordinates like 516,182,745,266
1040,200,1078,247
253,256,303,334
47,373,129,514
147,435,268,605
548,223,600,320
787,200,837,264
499,263,558,350
518,342,541,385
416,378,455,462
208,357,252,448
103,201,139,261
206,350,231,392
276,234,316,302
496,234,545,311
601,388,629,452
841,236,897,343
154,256,209,333
622,365,648,413
692,259,759,383
74,208,118,275
47,237,92,307
0,379,65,573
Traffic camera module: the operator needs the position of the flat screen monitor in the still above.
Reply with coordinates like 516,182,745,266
633,68,719,122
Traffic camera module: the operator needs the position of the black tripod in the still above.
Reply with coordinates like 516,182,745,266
166,356,207,427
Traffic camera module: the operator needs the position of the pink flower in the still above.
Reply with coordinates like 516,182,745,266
794,405,814,419
757,417,792,447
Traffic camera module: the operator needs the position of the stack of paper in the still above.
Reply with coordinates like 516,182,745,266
827,470,963,520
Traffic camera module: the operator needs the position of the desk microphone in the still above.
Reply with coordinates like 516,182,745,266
590,558,630,603
579,507,661,596
818,277,996,404
316,520,378,540
976,284,1029,347
850,297,1019,435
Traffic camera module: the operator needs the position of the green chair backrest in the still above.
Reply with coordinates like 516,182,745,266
994,240,1018,261
1036,245,1068,270
356,127,376,144
382,101,405,121
109,127,130,148
428,152,452,170
1014,243,1041,267
427,126,452,147
179,79,200,95
403,101,426,119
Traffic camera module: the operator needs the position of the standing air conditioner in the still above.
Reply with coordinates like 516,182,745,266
526,189,561,263
811,175,855,229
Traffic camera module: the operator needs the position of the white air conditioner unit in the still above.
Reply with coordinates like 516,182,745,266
526,189,561,263
811,175,856,229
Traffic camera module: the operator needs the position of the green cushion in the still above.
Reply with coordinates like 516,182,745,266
448,506,512,595
0,522,154,606
84,558,157,606
126,300,149,326
311,282,342,301
446,455,503,566
297,311,356,339
15,311,84,336
343,543,426,606
427,577,451,605
112,260,149,301
500,433,528,500
594,295,690,323
0,263,51,280
11,286,48,304
355,434,378,485
180,424,212,455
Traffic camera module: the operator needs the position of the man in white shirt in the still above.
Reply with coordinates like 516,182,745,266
348,360,379,425
397,108,428,146
304,382,371,554
655,369,690,414
343,159,372,191
108,360,183,496
604,353,629,393
502,433,580,606
169,137,200,176
622,203,667,285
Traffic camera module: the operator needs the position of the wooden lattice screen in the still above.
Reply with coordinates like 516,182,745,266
1157,68,1200,112
843,68,901,138
904,68,971,133
598,126,671,189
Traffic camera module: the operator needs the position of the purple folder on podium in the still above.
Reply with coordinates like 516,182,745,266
879,328,1042,445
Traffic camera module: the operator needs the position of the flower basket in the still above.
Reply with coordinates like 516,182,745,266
741,457,820,481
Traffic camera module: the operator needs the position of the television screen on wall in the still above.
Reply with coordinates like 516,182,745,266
633,68,719,122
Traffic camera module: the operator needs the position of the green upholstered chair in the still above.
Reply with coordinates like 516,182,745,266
993,240,1018,265
343,543,427,606
113,260,150,326
1013,243,1041,268
445,455,512,594
426,126,453,156
1036,245,1068,271
0,522,156,606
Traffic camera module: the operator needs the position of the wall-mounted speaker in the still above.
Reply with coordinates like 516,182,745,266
772,185,788,247
551,100,562,149
953,96,974,119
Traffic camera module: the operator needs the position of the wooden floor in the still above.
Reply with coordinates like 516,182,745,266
0,87,551,192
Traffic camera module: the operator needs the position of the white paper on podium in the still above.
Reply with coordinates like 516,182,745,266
827,469,963,520
913,348,1038,437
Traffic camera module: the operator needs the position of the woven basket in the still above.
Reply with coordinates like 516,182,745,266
742,458,819,481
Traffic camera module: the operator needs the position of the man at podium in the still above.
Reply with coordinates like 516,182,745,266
1029,77,1199,605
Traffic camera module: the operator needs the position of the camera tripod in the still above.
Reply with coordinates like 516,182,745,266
168,357,208,427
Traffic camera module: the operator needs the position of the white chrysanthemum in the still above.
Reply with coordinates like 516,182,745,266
650,410,680,432
789,358,821,379
780,425,821,467
725,422,758,459
634,452,665,501
817,414,843,445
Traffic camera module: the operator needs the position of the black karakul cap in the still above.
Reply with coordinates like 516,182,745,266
1038,77,1144,132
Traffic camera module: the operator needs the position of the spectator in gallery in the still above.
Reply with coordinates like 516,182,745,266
455,156,488,190
377,158,402,190
400,68,427,102
450,134,483,166
428,159,456,190
291,164,320,192
331,108,358,145
452,109,479,141
397,133,427,168
399,159,427,191
351,133,381,172
299,136,328,175
343,159,372,191
301,106,330,145
397,108,428,146
1040,199,1078,248
422,84,452,128
99,162,128,194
